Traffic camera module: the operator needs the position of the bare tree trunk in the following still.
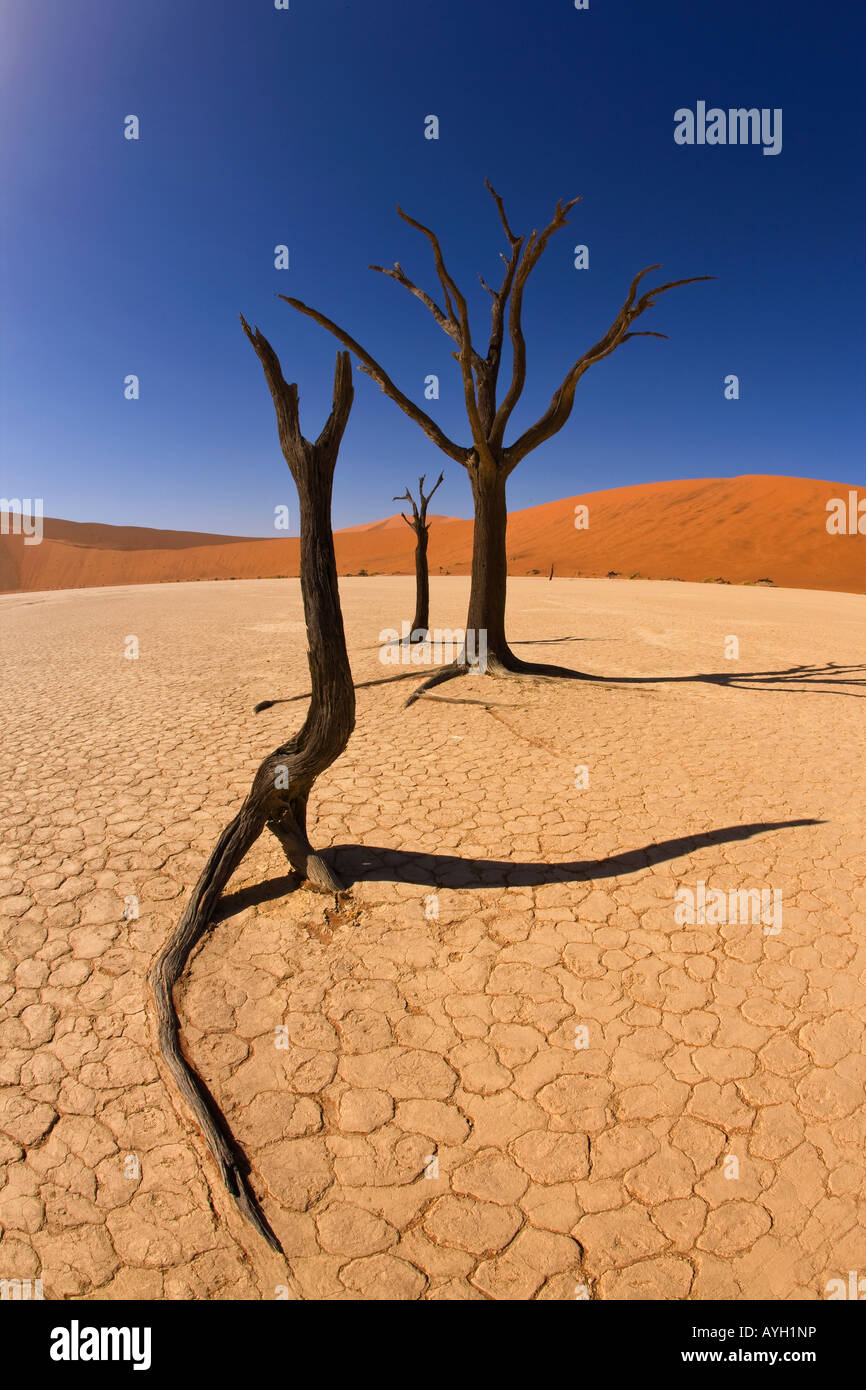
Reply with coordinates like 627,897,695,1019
149,335,355,1253
405,462,593,704
394,471,443,641
412,523,430,636
466,462,509,666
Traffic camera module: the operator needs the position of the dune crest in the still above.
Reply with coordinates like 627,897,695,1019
1,475,863,595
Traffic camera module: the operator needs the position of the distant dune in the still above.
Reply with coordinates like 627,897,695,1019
34,518,257,550
1,476,863,595
338,513,460,534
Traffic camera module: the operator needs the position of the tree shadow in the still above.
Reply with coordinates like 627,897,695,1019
403,655,866,709
511,636,603,646
619,661,866,698
258,659,866,717
493,658,866,698
329,819,821,889
358,633,603,655
217,819,820,911
213,872,300,920
413,695,528,707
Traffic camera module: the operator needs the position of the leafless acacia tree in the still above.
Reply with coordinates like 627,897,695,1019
394,470,444,639
280,181,712,703
149,328,355,1253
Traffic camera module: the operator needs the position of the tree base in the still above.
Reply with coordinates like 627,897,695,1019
404,647,596,706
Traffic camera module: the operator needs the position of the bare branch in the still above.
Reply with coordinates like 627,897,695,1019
504,269,714,471
279,295,468,465
489,194,581,450
476,184,528,430
632,274,715,315
422,470,445,508
397,205,467,331
371,257,487,384
315,350,354,456
239,315,301,459
485,180,520,248
396,207,493,463
394,469,445,534
393,486,420,526
370,261,458,344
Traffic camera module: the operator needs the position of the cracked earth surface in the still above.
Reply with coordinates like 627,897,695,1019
1,576,864,1301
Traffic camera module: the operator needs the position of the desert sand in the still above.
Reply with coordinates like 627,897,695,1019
0,576,864,1300
2,475,864,596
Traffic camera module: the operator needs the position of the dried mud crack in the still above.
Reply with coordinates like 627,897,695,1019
1,576,864,1299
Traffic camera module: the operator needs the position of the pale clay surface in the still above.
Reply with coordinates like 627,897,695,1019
0,576,864,1302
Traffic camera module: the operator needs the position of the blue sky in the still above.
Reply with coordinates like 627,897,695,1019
1,0,863,534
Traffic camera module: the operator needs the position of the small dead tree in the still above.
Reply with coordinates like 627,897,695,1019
280,182,712,703
394,470,443,640
149,328,355,1252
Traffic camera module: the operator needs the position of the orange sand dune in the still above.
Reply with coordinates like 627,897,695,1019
1,476,863,595
36,518,258,550
338,512,460,534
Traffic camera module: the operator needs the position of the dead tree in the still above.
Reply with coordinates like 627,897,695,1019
279,181,712,703
394,470,443,640
149,328,355,1253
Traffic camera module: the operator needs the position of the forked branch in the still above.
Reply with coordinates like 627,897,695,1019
394,470,444,534
281,184,712,482
504,267,715,470
280,294,468,465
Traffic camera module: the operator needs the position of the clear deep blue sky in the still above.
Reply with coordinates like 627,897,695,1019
1,0,863,534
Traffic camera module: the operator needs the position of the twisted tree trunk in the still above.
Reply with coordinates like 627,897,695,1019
149,332,355,1253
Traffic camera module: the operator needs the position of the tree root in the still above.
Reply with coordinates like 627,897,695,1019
256,651,601,715
402,650,600,706
254,666,447,713
149,735,352,1256
499,653,597,681
403,662,471,706
148,807,286,1251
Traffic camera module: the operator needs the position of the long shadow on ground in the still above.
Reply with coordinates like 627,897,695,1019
215,819,821,915
257,661,866,714
609,662,866,698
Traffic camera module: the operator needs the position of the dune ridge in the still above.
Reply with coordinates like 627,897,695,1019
1,475,863,595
